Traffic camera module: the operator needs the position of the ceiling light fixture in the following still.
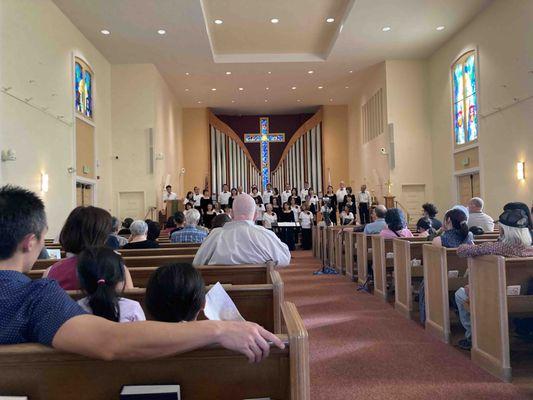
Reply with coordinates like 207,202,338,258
264,99,268,102
318,86,323,89
185,89,190,92
270,18,279,24
211,88,217,91
185,72,190,76
238,87,244,91
291,86,296,90
197,101,202,104
345,86,349,89
436,25,445,31
329,98,333,102
326,17,335,23
267,71,272,74
157,29,166,35
308,70,314,74
100,29,110,35
297,99,301,102
382,26,391,32
265,87,270,90
349,70,353,73
231,100,235,103
225,71,232,75
214,19,223,25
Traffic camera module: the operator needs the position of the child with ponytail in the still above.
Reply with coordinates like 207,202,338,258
432,207,473,248
77,247,145,322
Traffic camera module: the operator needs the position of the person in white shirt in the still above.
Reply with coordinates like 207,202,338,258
254,197,265,225
192,186,202,212
467,197,495,232
300,181,310,200
307,188,319,212
193,193,291,267
299,204,314,250
162,185,177,202
356,184,371,224
281,183,292,205
290,197,301,221
262,183,273,204
263,204,278,230
336,181,347,215
218,184,231,210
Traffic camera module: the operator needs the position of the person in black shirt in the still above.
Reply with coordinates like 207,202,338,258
200,189,213,215
203,203,217,229
419,203,443,231
146,220,161,242
272,196,282,219
324,185,337,225
227,188,238,210
279,202,295,251
270,188,282,206
289,188,301,206
118,217,133,235
122,220,159,249
251,187,263,205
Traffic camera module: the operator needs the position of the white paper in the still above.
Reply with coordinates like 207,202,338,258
204,282,245,321
47,249,61,259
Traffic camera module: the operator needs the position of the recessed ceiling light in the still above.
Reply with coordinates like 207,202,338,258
100,29,110,35
291,86,297,90
214,19,223,25
211,88,217,91
436,25,445,31
265,87,270,90
264,99,268,102
185,72,190,76
345,86,349,89
270,18,279,24
349,70,353,73
238,87,244,91
329,98,333,102
317,86,323,89
382,26,391,32
225,71,232,75
197,101,202,104
267,71,272,74
326,18,335,23
157,29,166,35
308,70,314,74
231,100,235,103
185,89,190,92
297,99,301,102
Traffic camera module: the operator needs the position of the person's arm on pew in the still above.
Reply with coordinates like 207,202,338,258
52,314,284,363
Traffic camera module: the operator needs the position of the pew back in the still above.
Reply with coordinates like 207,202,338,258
393,239,425,318
33,254,196,270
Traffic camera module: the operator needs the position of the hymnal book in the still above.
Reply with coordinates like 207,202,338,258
120,385,180,400
204,282,245,321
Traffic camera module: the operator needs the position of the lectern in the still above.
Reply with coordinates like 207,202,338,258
165,200,180,218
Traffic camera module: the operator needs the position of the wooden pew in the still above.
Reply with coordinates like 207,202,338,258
370,236,394,301
355,232,371,286
393,239,425,318
469,256,533,382
312,225,318,258
0,301,309,400
422,245,469,343
344,231,357,280
68,270,284,333
46,242,199,250
117,247,199,257
32,254,196,270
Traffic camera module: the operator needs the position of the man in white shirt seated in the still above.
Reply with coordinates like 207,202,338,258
162,185,177,202
364,205,387,234
193,193,291,267
467,197,495,232
281,183,291,205
300,181,310,200
218,183,231,210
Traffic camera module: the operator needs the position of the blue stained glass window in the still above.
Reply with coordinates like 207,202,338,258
75,59,93,119
452,51,478,145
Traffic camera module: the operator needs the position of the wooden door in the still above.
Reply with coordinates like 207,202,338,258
457,172,480,205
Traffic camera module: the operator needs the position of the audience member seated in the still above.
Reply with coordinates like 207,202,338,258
193,194,291,266
432,208,473,248
454,204,533,350
162,216,177,234
416,218,437,239
170,209,207,244
380,208,414,238
211,213,231,229
146,263,205,322
77,247,145,322
364,205,387,234
419,203,442,231
146,220,161,242
467,197,495,232
44,206,134,290
107,217,128,248
118,217,133,235
121,220,160,249
169,211,186,235
0,185,283,362
504,202,533,240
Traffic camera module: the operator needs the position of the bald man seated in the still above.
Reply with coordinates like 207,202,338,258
193,194,291,267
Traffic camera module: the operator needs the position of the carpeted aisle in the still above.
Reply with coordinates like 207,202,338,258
278,251,531,400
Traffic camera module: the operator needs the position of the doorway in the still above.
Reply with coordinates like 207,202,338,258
457,172,480,206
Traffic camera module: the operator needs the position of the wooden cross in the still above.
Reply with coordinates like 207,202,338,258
244,117,285,189
384,179,393,195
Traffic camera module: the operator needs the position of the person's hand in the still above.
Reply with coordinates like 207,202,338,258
216,321,285,363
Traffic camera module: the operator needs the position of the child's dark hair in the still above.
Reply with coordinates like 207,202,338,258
444,208,469,240
422,203,438,218
77,247,125,322
146,220,161,241
416,217,436,235
146,263,206,322
385,208,406,233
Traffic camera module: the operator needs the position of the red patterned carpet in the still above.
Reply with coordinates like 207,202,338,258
278,251,531,400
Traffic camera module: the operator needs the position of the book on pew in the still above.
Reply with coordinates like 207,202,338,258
120,385,180,399
204,282,245,321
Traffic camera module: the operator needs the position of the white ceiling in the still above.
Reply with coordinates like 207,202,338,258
52,0,491,114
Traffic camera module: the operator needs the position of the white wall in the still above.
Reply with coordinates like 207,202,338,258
428,0,533,217
111,64,183,218
0,0,113,237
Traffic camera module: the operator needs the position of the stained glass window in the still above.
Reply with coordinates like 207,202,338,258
75,58,93,119
452,51,477,145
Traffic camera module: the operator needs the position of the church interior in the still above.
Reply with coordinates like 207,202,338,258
1,0,532,399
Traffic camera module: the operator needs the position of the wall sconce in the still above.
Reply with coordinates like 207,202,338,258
41,172,49,193
516,161,525,181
